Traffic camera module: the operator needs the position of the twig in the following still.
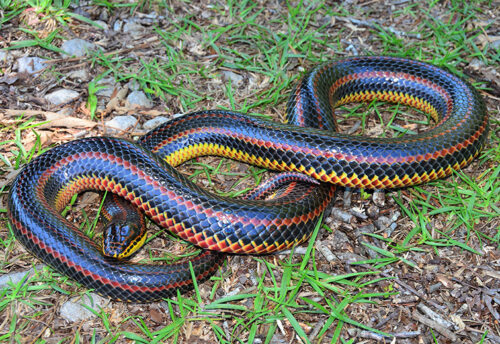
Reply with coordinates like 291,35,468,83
308,319,325,342
380,271,445,310
417,304,455,329
411,310,458,341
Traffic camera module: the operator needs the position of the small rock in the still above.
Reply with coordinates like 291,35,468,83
248,75,259,89
316,241,335,262
45,89,80,105
17,56,46,75
249,270,258,286
222,70,244,86
60,39,98,57
60,293,109,322
93,20,108,30
73,7,90,18
373,189,385,207
94,77,116,97
67,69,90,81
113,20,123,32
0,265,45,289
350,207,367,220
270,333,286,344
388,222,397,235
336,252,367,264
225,284,244,297
331,208,353,223
469,58,485,70
123,20,145,36
429,282,442,293
391,211,401,223
99,9,108,21
366,205,379,218
57,108,74,116
143,116,169,131
105,115,137,133
330,229,350,249
357,223,375,235
0,50,11,62
126,90,153,108
343,188,352,207
374,216,391,231
492,39,500,50
345,43,358,56
127,79,141,91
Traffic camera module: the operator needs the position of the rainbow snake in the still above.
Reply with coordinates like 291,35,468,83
7,56,489,302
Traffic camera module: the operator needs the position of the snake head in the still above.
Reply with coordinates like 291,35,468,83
102,220,147,259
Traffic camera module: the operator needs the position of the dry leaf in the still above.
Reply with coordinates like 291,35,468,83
436,274,454,288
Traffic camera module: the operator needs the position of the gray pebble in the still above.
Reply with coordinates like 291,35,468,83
429,282,442,293
316,241,335,262
0,50,11,62
469,58,485,70
391,211,401,223
367,205,379,218
17,56,46,75
126,90,153,108
73,7,90,18
99,9,108,21
60,293,109,322
0,265,45,289
247,75,258,89
45,89,80,105
123,20,145,36
335,252,367,264
127,79,141,91
93,20,108,30
249,270,258,286
105,115,137,133
331,208,353,223
388,222,397,235
95,77,116,97
113,20,123,32
373,189,385,207
492,38,500,50
60,38,98,57
349,208,368,220
330,229,350,249
222,70,244,86
67,69,90,81
357,223,375,234
57,107,74,116
343,188,352,207
374,216,391,231
143,116,169,131
270,333,286,344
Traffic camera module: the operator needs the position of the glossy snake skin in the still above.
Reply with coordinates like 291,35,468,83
7,56,488,302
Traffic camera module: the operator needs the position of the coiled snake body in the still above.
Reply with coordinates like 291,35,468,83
7,56,489,302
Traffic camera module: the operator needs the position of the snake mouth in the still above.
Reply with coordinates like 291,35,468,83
101,243,123,259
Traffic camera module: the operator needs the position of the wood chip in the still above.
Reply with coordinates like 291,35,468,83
412,311,458,341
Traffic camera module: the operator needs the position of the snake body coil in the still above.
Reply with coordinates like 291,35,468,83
7,56,488,302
